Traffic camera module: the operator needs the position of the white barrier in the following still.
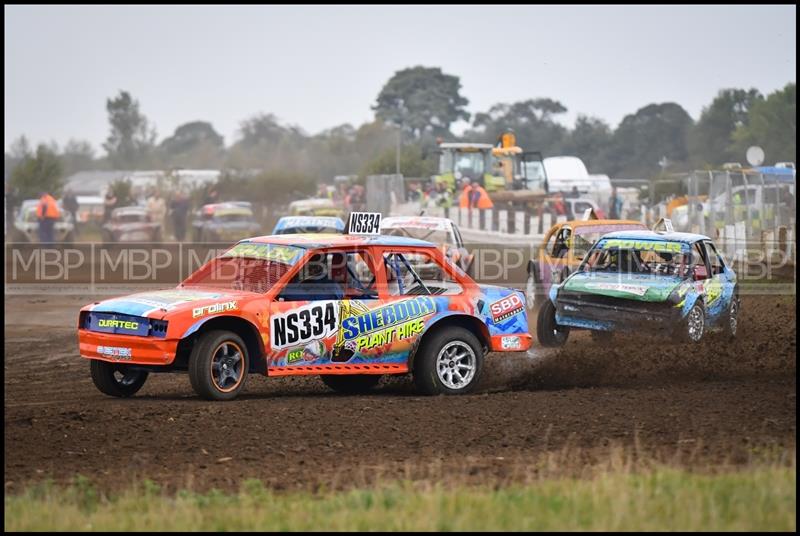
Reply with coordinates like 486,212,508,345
515,212,526,235
498,209,508,234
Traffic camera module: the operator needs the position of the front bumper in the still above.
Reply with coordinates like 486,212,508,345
555,292,681,332
78,329,179,365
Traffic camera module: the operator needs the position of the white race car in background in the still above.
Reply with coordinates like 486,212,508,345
380,215,475,276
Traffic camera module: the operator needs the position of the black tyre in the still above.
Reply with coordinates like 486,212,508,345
681,302,705,343
722,295,740,339
590,330,614,343
90,360,148,398
536,299,570,347
321,374,382,394
189,330,249,401
413,326,484,395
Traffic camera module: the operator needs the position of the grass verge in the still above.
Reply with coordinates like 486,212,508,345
4,465,795,531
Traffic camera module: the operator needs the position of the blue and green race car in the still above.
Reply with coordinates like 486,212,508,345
537,228,739,346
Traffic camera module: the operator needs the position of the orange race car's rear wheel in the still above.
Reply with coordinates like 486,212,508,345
189,330,249,401
90,360,148,398
413,327,484,395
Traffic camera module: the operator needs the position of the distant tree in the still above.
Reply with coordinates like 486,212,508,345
8,135,32,160
688,88,763,167
731,83,796,164
60,139,96,176
103,90,157,169
108,178,133,207
373,66,470,139
361,144,436,178
160,121,225,168
236,113,304,148
215,170,316,208
561,115,614,173
5,135,33,181
466,99,569,155
160,121,224,155
608,102,694,178
9,144,64,199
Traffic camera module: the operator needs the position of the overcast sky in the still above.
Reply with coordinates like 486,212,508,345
4,4,796,153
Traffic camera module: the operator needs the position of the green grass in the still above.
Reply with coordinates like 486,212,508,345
5,466,795,531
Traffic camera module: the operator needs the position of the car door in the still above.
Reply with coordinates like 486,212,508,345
267,249,383,369
702,240,734,324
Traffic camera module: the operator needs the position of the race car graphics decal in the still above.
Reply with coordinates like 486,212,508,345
271,301,339,350
584,282,649,297
223,242,304,265
193,301,238,318
97,345,132,360
600,239,684,253
489,294,524,322
91,289,224,316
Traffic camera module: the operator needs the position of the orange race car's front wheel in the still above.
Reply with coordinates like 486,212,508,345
189,330,249,401
90,360,148,398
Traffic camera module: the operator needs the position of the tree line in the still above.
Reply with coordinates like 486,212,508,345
5,65,795,204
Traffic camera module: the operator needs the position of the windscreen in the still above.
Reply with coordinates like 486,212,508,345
181,242,304,293
382,226,451,245
580,239,693,277
572,224,646,257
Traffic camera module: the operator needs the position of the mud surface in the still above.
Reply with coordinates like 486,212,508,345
4,293,796,493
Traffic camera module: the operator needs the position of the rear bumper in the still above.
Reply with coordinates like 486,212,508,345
78,329,178,365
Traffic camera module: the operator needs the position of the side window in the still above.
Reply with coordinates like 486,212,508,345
383,251,463,296
278,252,347,301
691,243,710,280
452,225,463,248
704,241,725,275
340,251,378,299
552,227,572,258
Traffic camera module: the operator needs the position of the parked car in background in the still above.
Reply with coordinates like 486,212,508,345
272,215,345,235
287,197,345,219
191,202,262,243
12,199,75,243
101,206,163,243
380,215,475,276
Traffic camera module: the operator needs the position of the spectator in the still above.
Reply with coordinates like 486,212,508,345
147,189,167,236
204,186,219,205
469,179,493,209
170,190,191,242
36,191,61,243
568,186,580,199
62,188,80,235
608,186,622,219
458,181,473,208
103,190,118,223
434,181,453,218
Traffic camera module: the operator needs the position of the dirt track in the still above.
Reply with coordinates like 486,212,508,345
4,293,796,493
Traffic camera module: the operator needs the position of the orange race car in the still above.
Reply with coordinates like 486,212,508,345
78,213,532,400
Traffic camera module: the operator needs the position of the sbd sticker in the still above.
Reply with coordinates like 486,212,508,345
490,294,524,323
